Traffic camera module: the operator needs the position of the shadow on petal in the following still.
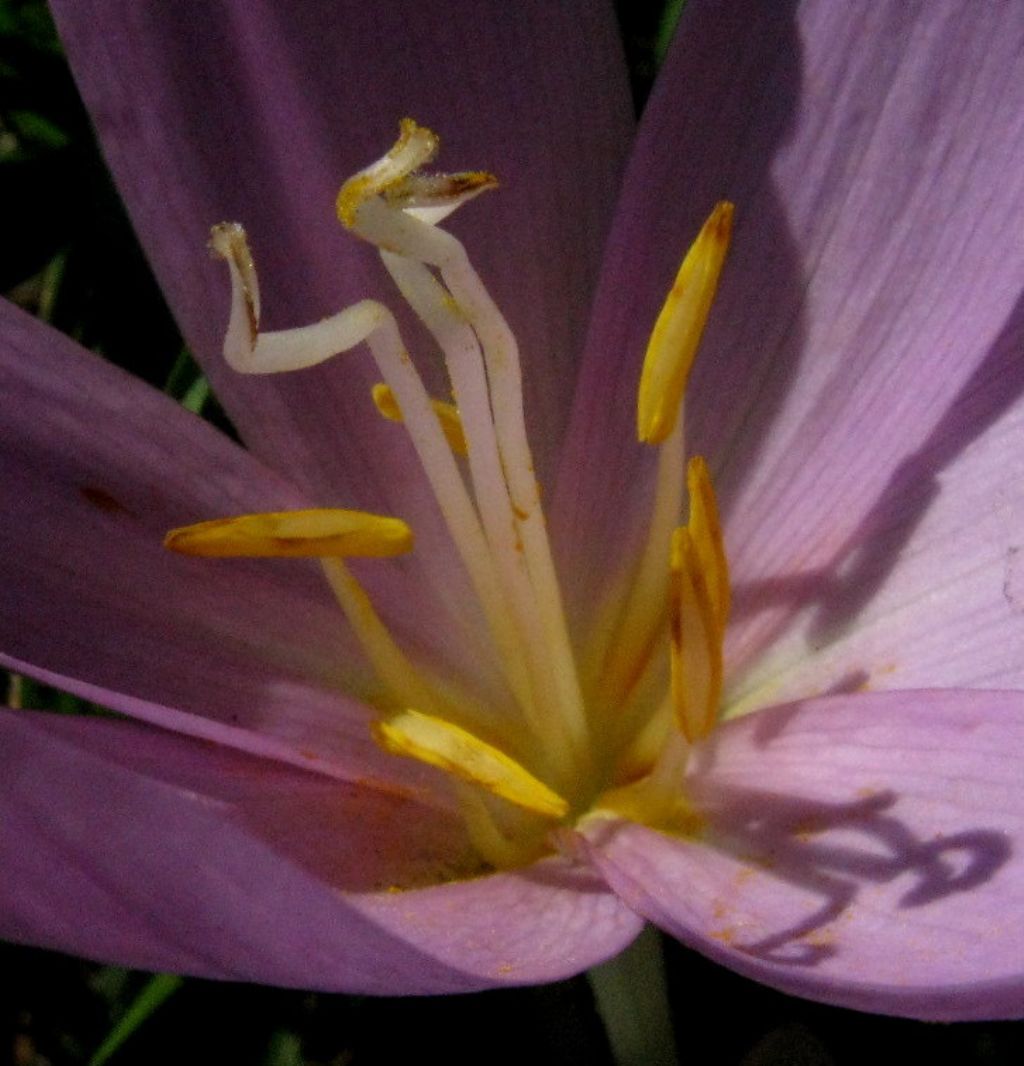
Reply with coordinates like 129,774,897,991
728,284,1024,661
681,783,1011,966
582,692,1024,1018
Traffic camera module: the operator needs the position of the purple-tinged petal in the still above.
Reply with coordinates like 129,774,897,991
581,691,1024,1020
553,0,1024,701
726,379,1024,711
50,0,633,504
0,709,642,991
1,654,438,796
0,302,494,757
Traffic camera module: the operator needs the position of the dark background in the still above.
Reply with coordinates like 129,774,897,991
2,1,1023,1062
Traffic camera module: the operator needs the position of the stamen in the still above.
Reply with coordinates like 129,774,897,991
166,506,436,712
602,455,729,749
686,456,730,625
669,527,723,742
320,558,440,713
373,709,569,819
637,201,733,445
595,411,685,713
164,508,413,558
371,382,467,456
595,205,733,715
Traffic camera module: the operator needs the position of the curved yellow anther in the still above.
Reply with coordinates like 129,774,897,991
371,382,468,456
373,709,569,819
638,201,734,445
164,508,413,559
669,526,723,742
686,456,730,626
336,118,439,228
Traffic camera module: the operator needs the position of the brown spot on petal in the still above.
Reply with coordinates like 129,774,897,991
79,485,129,516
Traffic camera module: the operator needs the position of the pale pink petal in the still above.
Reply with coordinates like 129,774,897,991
581,691,1024,1020
553,0,1024,710
1,709,642,991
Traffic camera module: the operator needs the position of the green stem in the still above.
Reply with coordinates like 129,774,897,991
588,925,677,1065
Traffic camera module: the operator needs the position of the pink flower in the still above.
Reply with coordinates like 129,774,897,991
2,0,1023,1021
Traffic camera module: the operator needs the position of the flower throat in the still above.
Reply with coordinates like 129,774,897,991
165,120,733,868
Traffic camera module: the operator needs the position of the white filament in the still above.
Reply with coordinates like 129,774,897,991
213,220,585,779
351,198,590,769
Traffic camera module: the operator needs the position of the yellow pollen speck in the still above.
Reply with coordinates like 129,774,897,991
164,508,413,559
373,709,569,819
637,201,733,444
371,382,468,456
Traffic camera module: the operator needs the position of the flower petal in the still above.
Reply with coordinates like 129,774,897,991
0,301,436,761
50,0,633,499
553,0,1024,703
581,690,1024,1020
2,653,435,794
0,709,642,991
726,373,1024,712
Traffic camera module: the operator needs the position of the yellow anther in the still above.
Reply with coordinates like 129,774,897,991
669,526,723,742
371,382,468,456
164,508,413,559
336,118,439,228
637,201,734,444
686,456,730,626
372,709,569,819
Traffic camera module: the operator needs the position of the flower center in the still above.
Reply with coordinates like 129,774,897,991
165,120,733,868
